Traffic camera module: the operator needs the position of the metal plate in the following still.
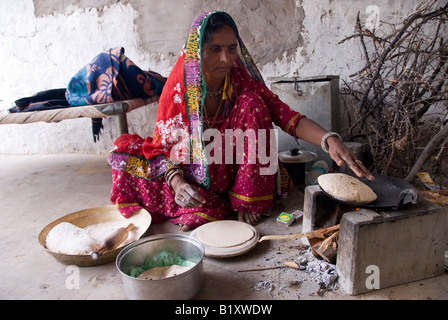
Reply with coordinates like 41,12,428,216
318,173,418,210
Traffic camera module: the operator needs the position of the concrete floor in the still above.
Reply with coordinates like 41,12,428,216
0,153,447,300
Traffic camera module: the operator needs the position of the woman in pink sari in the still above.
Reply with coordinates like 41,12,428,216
108,11,373,231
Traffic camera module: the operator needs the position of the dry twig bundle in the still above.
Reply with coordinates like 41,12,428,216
340,0,448,183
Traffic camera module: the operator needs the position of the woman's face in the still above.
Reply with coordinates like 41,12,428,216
201,25,238,87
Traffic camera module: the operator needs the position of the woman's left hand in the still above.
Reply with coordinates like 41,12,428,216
326,136,375,181
170,174,206,208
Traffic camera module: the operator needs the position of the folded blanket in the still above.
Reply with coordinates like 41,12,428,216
66,47,166,141
10,88,69,113
66,47,166,106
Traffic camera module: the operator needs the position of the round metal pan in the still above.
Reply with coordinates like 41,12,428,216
318,173,418,210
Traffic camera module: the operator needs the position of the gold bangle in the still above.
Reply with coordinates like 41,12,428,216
167,170,183,188
164,166,179,180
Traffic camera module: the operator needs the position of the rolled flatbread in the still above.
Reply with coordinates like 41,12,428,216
197,220,255,248
317,173,377,204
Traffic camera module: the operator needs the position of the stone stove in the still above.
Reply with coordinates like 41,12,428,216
302,185,447,295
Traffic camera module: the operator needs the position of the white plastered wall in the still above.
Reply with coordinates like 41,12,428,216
0,0,438,154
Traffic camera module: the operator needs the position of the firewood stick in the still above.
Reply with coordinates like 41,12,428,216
258,224,340,243
259,231,325,242
316,231,340,263
238,266,283,272
238,261,300,273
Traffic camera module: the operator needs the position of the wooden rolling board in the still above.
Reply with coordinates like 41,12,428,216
190,221,260,258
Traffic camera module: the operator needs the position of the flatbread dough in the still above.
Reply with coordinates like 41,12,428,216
317,173,377,204
137,265,192,280
45,221,139,255
45,222,98,255
197,220,255,248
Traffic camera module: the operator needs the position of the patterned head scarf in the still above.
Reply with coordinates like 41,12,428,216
142,11,263,188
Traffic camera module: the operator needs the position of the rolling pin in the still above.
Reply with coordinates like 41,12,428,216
90,223,135,260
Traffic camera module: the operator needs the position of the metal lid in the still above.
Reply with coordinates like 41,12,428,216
278,149,317,163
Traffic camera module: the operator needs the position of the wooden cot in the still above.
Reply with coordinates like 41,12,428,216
0,96,159,135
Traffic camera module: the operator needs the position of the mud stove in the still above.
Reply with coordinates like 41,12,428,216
302,185,447,295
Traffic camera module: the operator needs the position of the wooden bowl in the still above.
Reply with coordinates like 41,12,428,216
38,205,152,267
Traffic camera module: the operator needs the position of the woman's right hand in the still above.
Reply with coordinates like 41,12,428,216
170,174,206,208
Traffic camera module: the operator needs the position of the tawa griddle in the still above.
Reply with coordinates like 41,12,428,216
318,173,418,210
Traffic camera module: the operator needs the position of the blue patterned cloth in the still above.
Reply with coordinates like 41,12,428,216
66,47,166,106
10,47,166,141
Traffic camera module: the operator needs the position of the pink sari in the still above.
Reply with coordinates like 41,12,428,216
108,11,304,229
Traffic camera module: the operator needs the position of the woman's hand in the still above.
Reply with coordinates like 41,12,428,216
326,137,375,181
294,118,375,181
170,174,206,208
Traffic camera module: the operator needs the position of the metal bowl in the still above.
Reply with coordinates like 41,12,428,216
116,234,205,300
